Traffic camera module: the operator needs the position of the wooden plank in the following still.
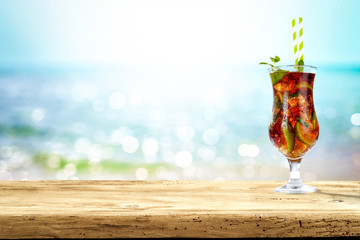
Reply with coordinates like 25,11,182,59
0,181,359,238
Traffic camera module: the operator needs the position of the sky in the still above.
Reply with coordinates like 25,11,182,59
0,0,359,67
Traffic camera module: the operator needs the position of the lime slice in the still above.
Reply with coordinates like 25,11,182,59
274,95,281,108
295,118,316,146
271,109,280,124
295,116,309,128
296,82,313,91
292,91,300,97
311,111,317,128
281,121,295,152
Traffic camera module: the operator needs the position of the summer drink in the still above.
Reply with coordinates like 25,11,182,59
269,70,319,161
266,65,319,193
260,17,319,193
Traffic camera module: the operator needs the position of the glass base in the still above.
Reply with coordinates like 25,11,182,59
274,182,317,194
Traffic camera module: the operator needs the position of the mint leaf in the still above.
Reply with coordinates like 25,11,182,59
274,95,281,108
296,116,309,128
270,69,289,85
260,56,281,68
292,91,300,97
259,62,274,67
296,59,305,72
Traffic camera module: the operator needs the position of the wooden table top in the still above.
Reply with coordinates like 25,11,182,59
0,180,359,238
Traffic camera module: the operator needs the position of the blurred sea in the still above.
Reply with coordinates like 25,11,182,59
0,64,359,180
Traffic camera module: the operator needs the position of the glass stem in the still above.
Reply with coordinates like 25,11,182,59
287,158,303,187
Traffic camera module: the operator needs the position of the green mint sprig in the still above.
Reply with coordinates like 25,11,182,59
260,56,290,85
296,59,305,72
259,56,281,70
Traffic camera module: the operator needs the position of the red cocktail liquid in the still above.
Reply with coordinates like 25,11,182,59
269,71,319,160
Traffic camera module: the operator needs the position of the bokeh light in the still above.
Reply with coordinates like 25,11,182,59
350,113,360,126
202,128,220,145
108,92,126,110
121,136,139,154
142,138,159,156
176,125,194,142
136,168,149,180
175,151,193,168
31,108,45,123
237,144,260,158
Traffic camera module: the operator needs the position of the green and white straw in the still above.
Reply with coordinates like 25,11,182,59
292,17,304,65
298,17,304,63
292,19,298,65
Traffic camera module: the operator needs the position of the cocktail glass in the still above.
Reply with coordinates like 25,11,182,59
268,65,319,193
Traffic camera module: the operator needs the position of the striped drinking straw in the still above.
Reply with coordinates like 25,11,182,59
298,17,304,63
292,19,299,65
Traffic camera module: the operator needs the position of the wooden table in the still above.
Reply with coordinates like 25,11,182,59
0,181,359,238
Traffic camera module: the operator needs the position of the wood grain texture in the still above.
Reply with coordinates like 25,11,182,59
0,181,359,238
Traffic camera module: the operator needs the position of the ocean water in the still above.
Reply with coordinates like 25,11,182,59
0,64,359,180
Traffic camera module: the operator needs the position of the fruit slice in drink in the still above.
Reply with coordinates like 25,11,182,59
281,120,295,152
295,117,317,146
296,82,313,91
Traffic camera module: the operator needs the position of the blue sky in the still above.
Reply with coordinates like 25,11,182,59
0,0,359,67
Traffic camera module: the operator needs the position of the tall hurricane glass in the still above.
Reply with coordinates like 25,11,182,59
268,65,319,193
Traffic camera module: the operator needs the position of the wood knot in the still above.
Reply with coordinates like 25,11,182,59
328,199,344,203
125,204,140,208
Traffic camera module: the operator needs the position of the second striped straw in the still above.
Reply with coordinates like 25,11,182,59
292,17,304,65
292,19,298,65
298,17,304,64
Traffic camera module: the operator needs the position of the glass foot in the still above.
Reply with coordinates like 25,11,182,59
274,182,317,194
